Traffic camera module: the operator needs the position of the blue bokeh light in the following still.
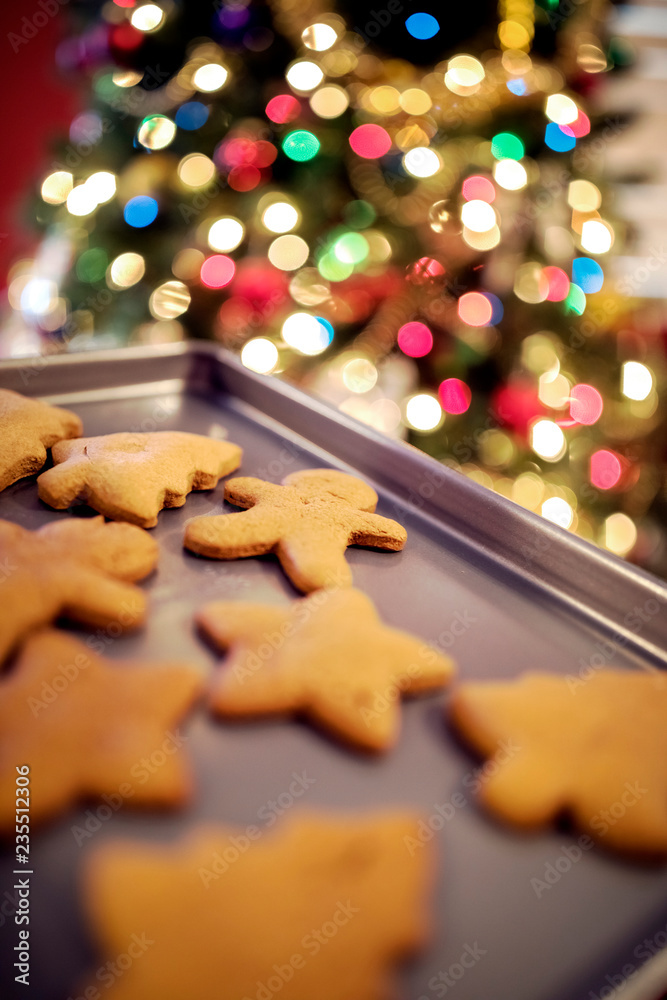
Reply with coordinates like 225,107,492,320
175,101,209,130
405,13,440,39
507,78,527,96
572,257,604,293
124,196,158,228
545,123,576,152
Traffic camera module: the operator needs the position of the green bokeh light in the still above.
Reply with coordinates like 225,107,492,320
343,200,376,230
333,232,369,265
491,132,525,161
317,251,353,282
76,248,108,283
564,282,586,315
282,130,320,162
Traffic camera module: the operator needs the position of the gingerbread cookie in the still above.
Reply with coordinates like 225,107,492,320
80,810,434,999
0,516,158,664
0,630,202,830
197,588,454,751
184,468,407,592
38,431,242,528
0,388,82,492
449,669,667,854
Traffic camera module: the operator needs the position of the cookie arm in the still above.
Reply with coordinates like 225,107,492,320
61,572,148,631
223,477,284,509
196,602,290,649
37,457,89,511
348,510,407,551
277,533,353,592
184,509,283,559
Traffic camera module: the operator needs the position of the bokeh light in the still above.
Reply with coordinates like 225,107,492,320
282,130,320,162
130,4,165,32
462,175,495,202
268,235,309,270
41,171,73,205
282,312,331,355
108,252,145,289
241,338,280,374
397,321,433,358
572,257,604,293
622,362,653,401
266,95,301,123
590,449,623,490
208,217,245,252
604,513,637,555
123,195,158,228
137,115,176,150
569,383,603,425
493,159,527,190
568,180,601,211
491,132,524,161
541,496,574,529
286,61,324,93
545,123,576,152
67,185,97,217
342,358,378,393
404,147,441,178
458,291,492,326
262,202,299,233
438,378,471,414
310,85,349,118
530,419,566,461
405,13,440,39
349,124,392,159
149,281,190,319
405,393,443,431
302,23,337,51
545,94,578,125
200,254,235,288
175,102,209,130
581,220,613,254
461,200,496,232
193,64,228,92
543,266,570,301
178,153,216,188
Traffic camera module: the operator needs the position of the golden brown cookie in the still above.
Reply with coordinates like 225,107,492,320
0,516,158,664
80,810,434,1000
0,630,202,831
197,588,454,751
37,431,242,528
184,468,407,592
449,669,667,854
0,388,82,492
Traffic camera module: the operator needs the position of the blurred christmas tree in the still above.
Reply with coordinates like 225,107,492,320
4,0,666,578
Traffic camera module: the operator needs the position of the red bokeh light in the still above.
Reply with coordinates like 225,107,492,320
439,378,472,414
568,111,591,138
110,24,143,50
254,141,277,167
228,165,261,191
397,321,433,358
407,257,445,285
590,449,622,489
458,292,492,327
543,266,570,302
201,255,236,288
265,95,301,124
349,124,392,159
462,175,495,203
569,383,603,425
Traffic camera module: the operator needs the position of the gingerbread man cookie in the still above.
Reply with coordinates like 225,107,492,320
184,468,407,592
38,430,242,528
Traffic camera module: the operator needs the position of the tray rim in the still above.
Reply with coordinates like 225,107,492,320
0,340,665,665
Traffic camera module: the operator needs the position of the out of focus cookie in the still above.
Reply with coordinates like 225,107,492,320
197,588,454,751
449,669,667,854
185,468,406,592
38,430,242,528
0,516,158,664
0,388,82,492
79,810,434,999
0,630,202,831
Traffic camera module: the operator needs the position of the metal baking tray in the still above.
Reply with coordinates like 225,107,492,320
1,342,666,1000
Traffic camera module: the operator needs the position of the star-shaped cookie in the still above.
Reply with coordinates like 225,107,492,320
449,669,667,854
37,430,242,528
0,630,203,830
80,811,434,1000
184,468,407,592
0,388,82,492
196,588,454,751
0,516,158,664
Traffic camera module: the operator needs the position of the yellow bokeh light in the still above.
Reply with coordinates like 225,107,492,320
604,513,637,556
621,361,653,401
403,147,441,178
530,418,566,461
131,4,165,32
577,44,607,74
281,313,329,355
541,496,574,529
399,88,432,115
208,217,245,252
446,55,485,87
66,184,98,217
309,85,349,118
405,393,443,431
85,171,116,205
512,472,544,510
545,93,578,125
262,202,299,234
522,333,559,374
538,371,570,408
462,225,501,251
241,338,280,374
172,248,204,280
286,60,324,93
567,179,601,212
41,171,73,205
461,199,496,233
369,86,400,114
498,20,532,50
268,235,309,271
514,262,549,303
19,278,58,316
108,252,145,289
149,280,191,320
178,153,216,188
193,63,228,93
302,23,337,51
342,358,378,393
502,49,532,75
112,69,142,88
137,115,176,151
581,220,613,254
493,158,527,191
289,268,330,306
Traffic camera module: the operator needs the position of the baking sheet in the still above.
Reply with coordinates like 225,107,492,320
0,342,666,1000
